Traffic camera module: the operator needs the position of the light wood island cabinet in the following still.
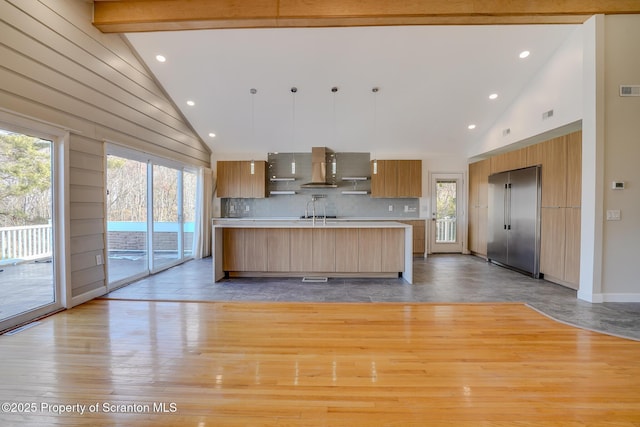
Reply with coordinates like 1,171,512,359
267,229,290,272
335,229,359,272
290,229,313,272
358,229,383,272
222,228,244,271
381,228,405,271
244,228,268,271
213,221,412,282
312,228,336,272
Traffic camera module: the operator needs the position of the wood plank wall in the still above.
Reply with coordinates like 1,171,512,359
0,0,210,302
69,135,106,298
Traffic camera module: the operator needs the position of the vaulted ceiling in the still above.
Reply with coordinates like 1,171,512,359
93,2,640,157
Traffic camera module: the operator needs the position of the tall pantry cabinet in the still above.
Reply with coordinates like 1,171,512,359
538,131,582,289
468,159,490,256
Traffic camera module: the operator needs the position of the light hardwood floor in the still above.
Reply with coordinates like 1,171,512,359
1,300,640,426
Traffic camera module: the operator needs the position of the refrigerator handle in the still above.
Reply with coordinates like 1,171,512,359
503,183,508,229
507,183,512,230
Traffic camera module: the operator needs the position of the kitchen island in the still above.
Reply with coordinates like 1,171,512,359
212,220,413,283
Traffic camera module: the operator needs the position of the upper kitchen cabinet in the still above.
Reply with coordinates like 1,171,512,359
217,160,266,198
371,160,422,198
490,148,527,174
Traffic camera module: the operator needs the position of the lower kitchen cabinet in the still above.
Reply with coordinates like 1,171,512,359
564,208,581,286
381,228,405,271
312,229,336,272
244,229,268,271
540,208,565,280
290,229,313,272
223,228,244,271
335,229,359,272
267,229,290,272
399,220,425,255
358,229,383,272
540,207,580,289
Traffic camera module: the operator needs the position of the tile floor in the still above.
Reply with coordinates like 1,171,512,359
103,254,640,341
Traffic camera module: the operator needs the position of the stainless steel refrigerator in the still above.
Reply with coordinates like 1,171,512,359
487,166,541,278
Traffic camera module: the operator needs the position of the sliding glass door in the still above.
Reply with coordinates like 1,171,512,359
107,147,197,289
107,155,149,285
182,170,197,259
0,127,60,332
152,164,180,271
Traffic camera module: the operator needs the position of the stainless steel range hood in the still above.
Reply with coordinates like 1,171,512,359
300,147,337,188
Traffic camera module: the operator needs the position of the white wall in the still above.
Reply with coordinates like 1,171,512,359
468,26,584,158
599,14,640,300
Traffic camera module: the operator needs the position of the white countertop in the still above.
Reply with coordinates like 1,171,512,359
213,217,425,222
212,219,411,229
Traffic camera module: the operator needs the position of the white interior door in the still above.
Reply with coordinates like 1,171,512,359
429,173,464,253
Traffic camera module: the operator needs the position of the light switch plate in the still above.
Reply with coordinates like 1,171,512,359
606,210,621,221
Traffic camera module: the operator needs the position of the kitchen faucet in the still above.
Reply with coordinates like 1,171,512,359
304,195,327,226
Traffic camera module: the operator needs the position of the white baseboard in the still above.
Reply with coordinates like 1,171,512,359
577,290,603,303
578,290,640,303
71,286,108,308
601,293,640,303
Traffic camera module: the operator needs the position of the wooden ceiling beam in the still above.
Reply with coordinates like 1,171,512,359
93,0,640,33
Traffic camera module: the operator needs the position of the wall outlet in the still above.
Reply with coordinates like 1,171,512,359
245,205,250,212
230,204,235,212
96,254,103,265
388,205,393,212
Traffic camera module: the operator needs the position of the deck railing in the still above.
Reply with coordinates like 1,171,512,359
0,224,53,262
436,218,457,243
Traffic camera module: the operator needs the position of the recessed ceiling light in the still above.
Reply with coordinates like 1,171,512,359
489,93,498,100
155,54,166,63
519,50,530,59
186,100,195,106
208,133,216,138
468,124,476,130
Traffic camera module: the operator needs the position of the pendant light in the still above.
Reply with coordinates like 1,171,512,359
331,86,338,175
249,88,257,174
372,87,379,174
290,87,297,175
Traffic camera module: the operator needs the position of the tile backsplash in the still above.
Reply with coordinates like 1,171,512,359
220,151,420,218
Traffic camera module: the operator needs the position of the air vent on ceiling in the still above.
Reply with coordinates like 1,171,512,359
502,128,511,137
620,85,640,97
542,109,554,120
